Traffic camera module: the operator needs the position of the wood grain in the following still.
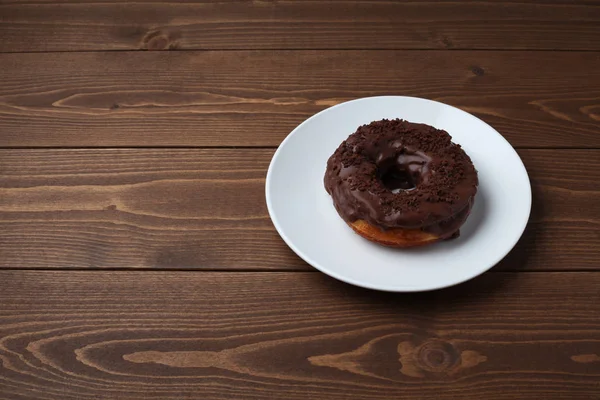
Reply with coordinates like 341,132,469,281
0,51,599,148
1,148,598,271
1,1,600,52
0,270,599,399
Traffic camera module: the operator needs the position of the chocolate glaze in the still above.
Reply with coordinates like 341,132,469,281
324,119,478,239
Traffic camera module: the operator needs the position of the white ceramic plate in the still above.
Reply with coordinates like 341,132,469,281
266,96,531,292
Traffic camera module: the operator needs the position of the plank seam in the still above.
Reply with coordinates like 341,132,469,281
0,267,596,273
1,146,599,151
2,48,600,54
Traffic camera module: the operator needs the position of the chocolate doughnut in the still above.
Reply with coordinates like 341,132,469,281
324,119,478,247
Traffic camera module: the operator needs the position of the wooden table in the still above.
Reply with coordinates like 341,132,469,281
1,1,599,399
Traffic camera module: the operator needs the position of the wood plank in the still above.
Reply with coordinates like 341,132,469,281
1,1,600,52
1,51,599,148
0,270,599,399
1,148,598,271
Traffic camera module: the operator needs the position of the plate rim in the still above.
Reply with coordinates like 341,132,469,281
266,96,532,292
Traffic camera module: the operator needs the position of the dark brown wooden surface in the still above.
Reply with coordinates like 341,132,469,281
1,148,599,271
0,271,599,400
2,1,600,399
2,1,600,52
1,51,600,148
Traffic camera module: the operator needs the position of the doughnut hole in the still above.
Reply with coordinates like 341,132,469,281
379,164,418,193
377,151,430,194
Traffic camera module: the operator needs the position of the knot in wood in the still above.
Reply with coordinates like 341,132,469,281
415,339,459,372
471,66,485,76
142,30,179,50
